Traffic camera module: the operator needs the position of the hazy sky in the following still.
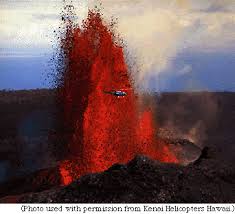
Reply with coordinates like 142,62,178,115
0,0,235,91
91,0,235,91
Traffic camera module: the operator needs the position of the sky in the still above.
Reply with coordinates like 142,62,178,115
0,0,235,91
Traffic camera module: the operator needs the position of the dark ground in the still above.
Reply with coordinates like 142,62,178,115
0,89,234,202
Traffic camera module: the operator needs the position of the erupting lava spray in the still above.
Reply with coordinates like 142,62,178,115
57,6,177,185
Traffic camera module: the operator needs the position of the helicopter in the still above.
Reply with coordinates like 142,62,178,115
104,90,127,97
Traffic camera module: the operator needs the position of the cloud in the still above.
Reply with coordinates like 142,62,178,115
178,65,192,76
197,0,235,13
0,0,88,50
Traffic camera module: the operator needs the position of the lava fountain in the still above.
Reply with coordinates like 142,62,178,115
57,7,178,185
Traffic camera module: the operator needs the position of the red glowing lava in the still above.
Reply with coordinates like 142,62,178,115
58,10,177,185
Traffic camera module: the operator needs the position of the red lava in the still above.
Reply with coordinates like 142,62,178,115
58,11,178,185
